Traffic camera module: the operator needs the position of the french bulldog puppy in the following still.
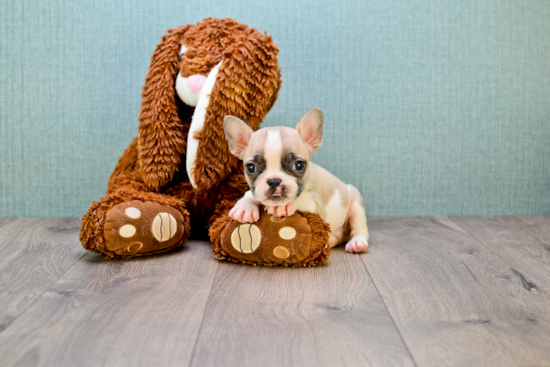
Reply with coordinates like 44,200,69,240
223,108,369,253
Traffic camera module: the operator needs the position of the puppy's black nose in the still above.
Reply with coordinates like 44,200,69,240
267,178,282,189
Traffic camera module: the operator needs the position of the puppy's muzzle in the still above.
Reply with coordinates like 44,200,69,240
266,177,285,198
267,178,282,189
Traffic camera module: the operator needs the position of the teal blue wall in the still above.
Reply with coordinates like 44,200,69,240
1,0,549,217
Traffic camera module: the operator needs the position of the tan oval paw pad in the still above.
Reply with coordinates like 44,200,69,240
119,224,136,238
231,224,261,253
152,213,178,242
279,226,297,240
273,246,290,259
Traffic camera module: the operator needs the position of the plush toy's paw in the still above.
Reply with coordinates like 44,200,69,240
265,202,296,217
211,210,331,267
345,234,369,253
229,202,260,223
103,200,186,257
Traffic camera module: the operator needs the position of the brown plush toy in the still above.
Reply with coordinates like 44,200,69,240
80,18,331,267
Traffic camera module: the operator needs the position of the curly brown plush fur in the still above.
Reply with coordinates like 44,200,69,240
137,19,281,191
80,18,331,266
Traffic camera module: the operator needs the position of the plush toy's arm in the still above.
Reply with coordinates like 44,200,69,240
138,25,190,190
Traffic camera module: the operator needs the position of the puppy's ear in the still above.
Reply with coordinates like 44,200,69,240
138,25,191,190
296,107,324,154
223,116,254,159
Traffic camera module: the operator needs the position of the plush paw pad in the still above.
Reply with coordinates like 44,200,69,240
273,246,290,259
104,200,185,257
230,223,262,253
220,212,315,264
119,224,137,237
152,213,178,242
278,226,297,240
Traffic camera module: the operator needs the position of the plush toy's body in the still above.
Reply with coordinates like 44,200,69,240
80,18,331,266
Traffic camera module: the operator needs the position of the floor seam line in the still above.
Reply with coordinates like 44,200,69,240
358,253,419,367
187,257,220,367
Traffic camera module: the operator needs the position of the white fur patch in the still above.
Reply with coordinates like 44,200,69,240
186,60,223,188
255,130,287,202
324,189,347,231
179,44,188,56
264,130,283,172
175,44,197,105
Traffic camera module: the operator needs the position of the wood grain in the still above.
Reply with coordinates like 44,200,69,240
517,216,550,246
363,217,550,367
0,218,17,229
0,218,85,334
2,216,550,367
452,216,550,293
0,240,218,367
190,248,415,367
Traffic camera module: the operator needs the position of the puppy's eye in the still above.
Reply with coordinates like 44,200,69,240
293,160,306,171
246,163,257,174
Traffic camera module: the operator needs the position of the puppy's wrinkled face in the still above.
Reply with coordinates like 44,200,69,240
243,127,311,205
224,108,324,206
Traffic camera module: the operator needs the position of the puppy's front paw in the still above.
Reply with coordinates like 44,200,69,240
265,206,277,216
266,202,296,218
345,235,369,253
229,203,260,223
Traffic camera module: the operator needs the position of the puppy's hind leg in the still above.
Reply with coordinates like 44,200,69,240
344,185,369,253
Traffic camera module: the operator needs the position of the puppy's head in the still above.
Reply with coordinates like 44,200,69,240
224,108,324,206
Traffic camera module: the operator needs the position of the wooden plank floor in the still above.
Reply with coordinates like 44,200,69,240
0,216,549,367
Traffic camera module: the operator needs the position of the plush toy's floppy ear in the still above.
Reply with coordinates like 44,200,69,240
223,116,254,159
188,25,281,192
138,25,191,190
296,107,324,154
